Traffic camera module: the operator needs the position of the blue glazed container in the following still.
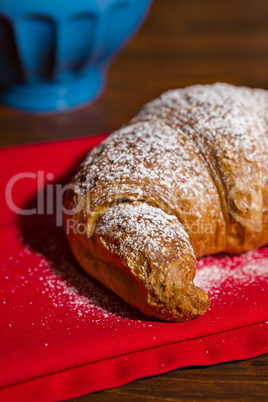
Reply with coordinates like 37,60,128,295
0,0,152,112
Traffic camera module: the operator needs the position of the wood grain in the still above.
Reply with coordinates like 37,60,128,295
1,0,267,400
1,0,268,147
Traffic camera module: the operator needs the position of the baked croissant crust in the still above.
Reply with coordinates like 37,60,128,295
64,83,268,322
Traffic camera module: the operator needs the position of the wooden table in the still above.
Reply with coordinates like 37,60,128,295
1,0,267,400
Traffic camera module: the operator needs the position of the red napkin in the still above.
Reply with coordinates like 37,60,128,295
0,135,267,402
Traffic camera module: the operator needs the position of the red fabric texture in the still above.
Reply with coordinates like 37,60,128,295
0,135,267,402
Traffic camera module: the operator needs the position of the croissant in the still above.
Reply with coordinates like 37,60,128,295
64,83,268,322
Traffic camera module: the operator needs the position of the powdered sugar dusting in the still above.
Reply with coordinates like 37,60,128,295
73,115,226,257
72,83,268,261
134,83,268,158
97,202,195,276
134,83,268,201
4,224,146,328
1,224,267,334
195,248,268,300
76,119,217,204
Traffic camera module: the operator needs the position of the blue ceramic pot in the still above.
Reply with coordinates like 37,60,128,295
0,0,152,112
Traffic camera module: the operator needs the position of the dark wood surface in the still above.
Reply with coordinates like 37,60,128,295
1,0,267,400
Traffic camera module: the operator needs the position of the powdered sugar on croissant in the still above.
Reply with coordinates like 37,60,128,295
64,83,268,322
